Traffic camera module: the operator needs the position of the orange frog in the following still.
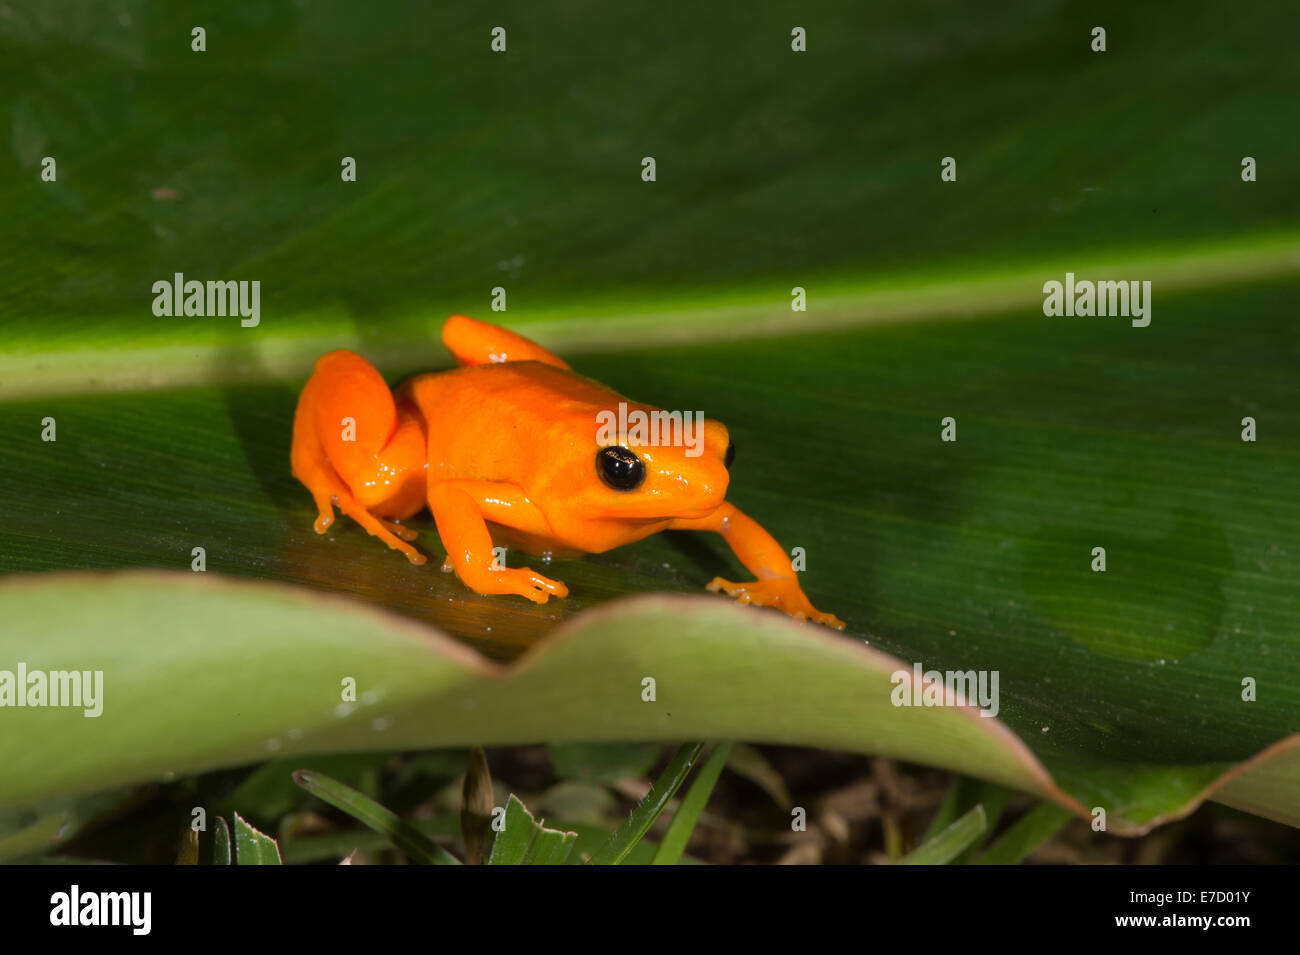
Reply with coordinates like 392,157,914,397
291,315,844,629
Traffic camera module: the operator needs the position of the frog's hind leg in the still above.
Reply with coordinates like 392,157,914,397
441,314,571,370
291,350,428,565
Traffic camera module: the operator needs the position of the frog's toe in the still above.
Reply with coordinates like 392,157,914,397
378,518,419,542
811,610,847,631
525,569,568,599
707,577,844,630
706,577,762,607
500,567,568,603
706,577,746,599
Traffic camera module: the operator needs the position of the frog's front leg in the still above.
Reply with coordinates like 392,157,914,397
427,480,569,604
670,502,845,630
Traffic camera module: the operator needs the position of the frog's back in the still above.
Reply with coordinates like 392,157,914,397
400,361,630,481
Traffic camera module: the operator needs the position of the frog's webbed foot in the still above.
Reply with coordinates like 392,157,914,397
707,577,845,631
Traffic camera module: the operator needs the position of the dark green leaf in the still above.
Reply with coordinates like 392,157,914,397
652,742,732,865
487,794,577,865
588,743,705,865
292,770,459,865
233,812,281,865
899,806,987,865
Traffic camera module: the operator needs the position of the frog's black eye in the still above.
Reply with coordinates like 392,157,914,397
724,441,736,470
597,446,646,491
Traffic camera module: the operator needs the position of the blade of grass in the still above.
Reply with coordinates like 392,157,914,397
213,816,231,865
922,779,966,842
899,805,987,865
725,743,792,810
973,802,1075,865
587,742,705,865
652,742,732,865
293,769,461,865
954,781,1008,863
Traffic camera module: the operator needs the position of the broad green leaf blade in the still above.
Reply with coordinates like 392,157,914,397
1209,738,1300,828
5,2,1300,383
233,812,282,865
652,742,732,865
4,237,1297,402
488,794,577,865
3,0,1299,845
973,803,1075,866
588,743,705,865
292,770,459,865
900,806,988,866
0,572,1058,812
2,570,1297,832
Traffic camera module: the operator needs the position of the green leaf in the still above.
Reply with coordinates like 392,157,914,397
652,742,732,865
973,803,1075,866
724,744,792,810
488,794,577,865
213,816,231,866
899,806,988,865
588,743,705,865
292,770,460,865
279,815,687,865
922,778,1009,863
233,812,282,865
221,753,396,824
1,1,1298,841
1,571,1295,834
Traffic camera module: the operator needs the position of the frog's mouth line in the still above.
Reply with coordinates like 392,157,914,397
586,502,724,522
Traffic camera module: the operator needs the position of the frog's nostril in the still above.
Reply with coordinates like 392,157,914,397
724,441,735,470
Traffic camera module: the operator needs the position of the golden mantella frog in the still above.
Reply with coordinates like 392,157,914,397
291,315,844,629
